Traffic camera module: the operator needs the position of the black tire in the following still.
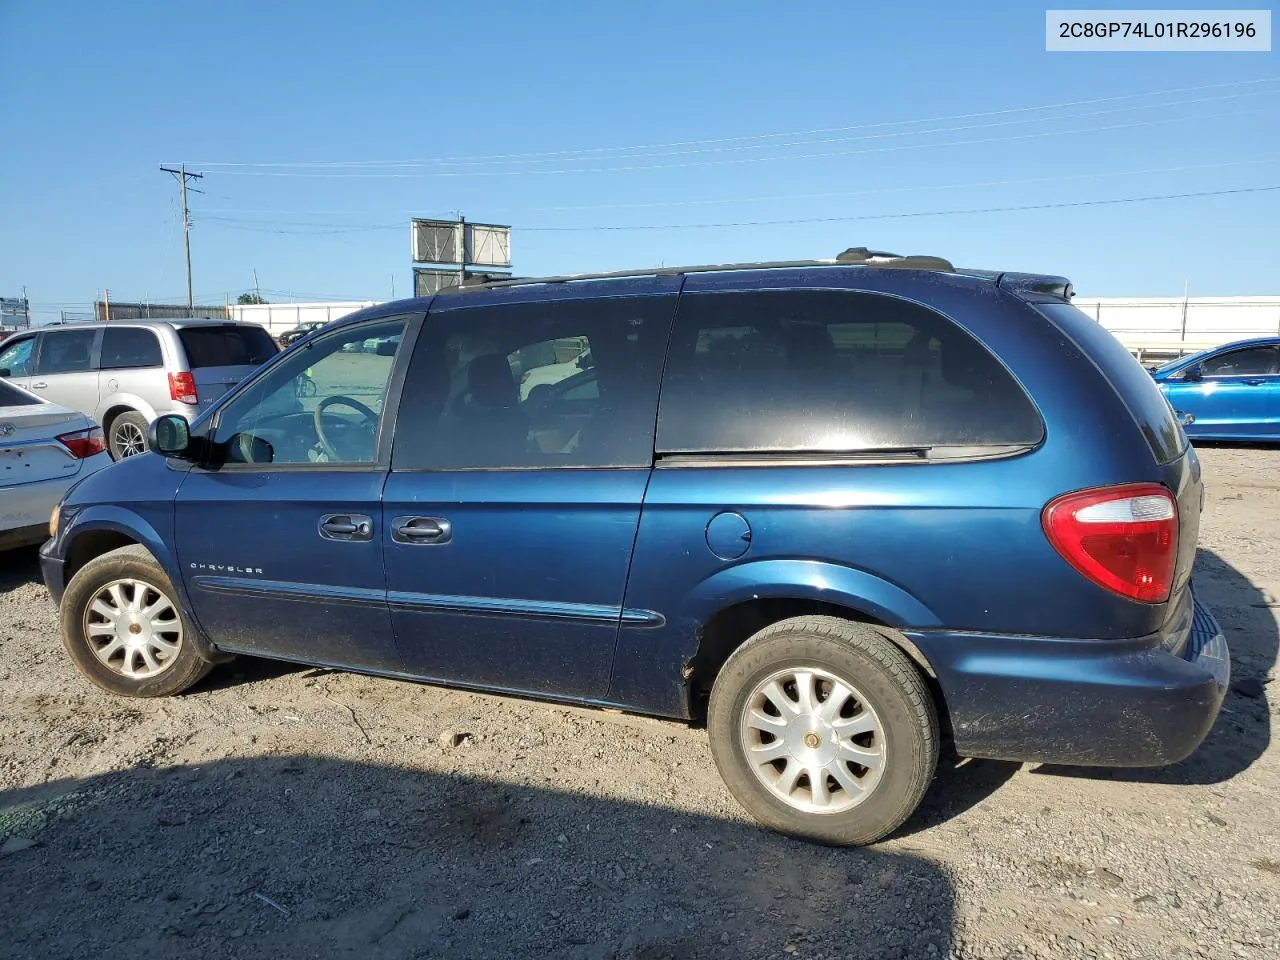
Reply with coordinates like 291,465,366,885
707,615,939,846
107,410,150,460
59,545,214,697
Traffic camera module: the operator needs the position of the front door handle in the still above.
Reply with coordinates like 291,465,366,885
1241,377,1267,386
31,382,47,389
319,513,373,542
392,516,452,545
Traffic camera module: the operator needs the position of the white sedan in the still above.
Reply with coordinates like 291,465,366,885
0,378,112,551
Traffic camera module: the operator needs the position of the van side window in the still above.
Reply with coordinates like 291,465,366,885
101,327,163,369
393,296,675,470
657,290,1043,454
36,330,97,375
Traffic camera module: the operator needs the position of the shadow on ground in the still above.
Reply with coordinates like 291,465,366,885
0,546,42,592
1035,548,1274,788
0,758,955,960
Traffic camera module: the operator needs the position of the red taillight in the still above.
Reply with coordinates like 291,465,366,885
168,371,198,405
1042,483,1178,603
56,426,107,459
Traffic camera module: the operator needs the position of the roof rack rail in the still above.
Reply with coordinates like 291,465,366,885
835,247,956,271
443,249,954,294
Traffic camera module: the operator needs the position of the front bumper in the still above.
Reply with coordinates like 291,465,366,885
39,538,66,604
909,594,1230,767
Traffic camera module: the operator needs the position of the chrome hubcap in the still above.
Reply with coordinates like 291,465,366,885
115,422,146,457
83,578,183,678
739,666,886,814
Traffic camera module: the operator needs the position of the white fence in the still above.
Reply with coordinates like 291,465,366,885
1076,296,1280,361
229,301,379,337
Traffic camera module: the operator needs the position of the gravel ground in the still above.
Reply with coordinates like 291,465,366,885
0,445,1276,960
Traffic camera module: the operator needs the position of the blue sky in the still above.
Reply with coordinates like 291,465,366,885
0,1,1277,322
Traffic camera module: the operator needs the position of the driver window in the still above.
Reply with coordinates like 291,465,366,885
1199,346,1279,377
214,317,409,465
0,336,35,377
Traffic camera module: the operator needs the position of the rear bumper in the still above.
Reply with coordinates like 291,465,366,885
0,467,95,551
909,594,1230,767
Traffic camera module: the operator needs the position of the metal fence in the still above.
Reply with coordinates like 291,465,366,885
95,301,230,321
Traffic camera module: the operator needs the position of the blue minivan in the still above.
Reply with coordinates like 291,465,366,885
40,250,1230,844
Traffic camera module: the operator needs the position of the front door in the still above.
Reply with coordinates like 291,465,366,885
383,287,678,698
174,313,416,670
1166,344,1280,438
31,328,101,415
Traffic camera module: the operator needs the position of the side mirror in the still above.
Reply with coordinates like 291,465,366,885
148,414,191,457
375,339,398,357
0,368,9,378
1181,364,1203,382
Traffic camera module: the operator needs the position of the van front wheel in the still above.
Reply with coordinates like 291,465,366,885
707,616,939,845
60,545,213,697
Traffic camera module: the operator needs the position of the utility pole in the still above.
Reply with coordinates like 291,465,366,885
458,214,467,289
160,164,204,310
1180,278,1189,344
253,267,261,303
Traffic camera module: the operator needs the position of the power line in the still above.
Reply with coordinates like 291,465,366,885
181,75,1280,169
182,88,1277,171
194,183,1280,236
196,105,1277,179
194,158,1280,230
509,157,1280,213
189,158,1280,224
517,184,1280,232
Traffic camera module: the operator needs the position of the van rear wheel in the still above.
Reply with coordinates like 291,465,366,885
707,616,938,845
108,411,149,459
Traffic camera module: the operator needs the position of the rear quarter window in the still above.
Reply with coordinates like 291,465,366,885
101,327,163,369
656,290,1043,455
179,325,278,368
1035,303,1185,464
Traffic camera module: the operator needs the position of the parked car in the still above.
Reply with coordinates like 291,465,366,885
0,378,110,550
1150,337,1279,440
39,251,1228,845
0,319,278,459
277,321,327,348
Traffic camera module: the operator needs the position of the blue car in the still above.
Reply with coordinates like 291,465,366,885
39,250,1229,845
1150,337,1280,440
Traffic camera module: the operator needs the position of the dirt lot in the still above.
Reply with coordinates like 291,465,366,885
0,446,1276,960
